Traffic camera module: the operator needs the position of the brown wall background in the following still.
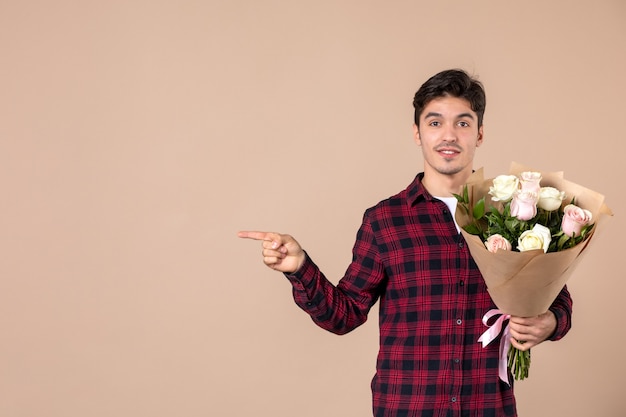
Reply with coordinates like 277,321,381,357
1,1,624,416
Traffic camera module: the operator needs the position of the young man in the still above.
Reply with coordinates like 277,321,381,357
238,69,572,417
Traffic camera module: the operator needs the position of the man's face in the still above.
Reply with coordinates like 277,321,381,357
413,96,484,179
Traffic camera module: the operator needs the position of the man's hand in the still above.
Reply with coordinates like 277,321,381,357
237,231,306,274
508,311,557,351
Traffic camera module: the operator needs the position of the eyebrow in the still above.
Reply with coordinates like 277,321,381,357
424,112,476,120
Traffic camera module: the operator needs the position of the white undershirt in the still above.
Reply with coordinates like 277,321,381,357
435,196,460,233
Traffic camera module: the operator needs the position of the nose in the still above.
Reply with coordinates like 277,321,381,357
442,123,458,142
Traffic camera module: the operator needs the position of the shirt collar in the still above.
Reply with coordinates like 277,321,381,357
406,172,436,206
406,169,479,206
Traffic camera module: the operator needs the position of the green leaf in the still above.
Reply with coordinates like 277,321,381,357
504,218,518,232
453,185,470,204
463,223,482,235
473,197,486,220
557,233,570,250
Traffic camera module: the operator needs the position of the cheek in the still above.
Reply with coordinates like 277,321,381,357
465,129,483,147
464,144,479,159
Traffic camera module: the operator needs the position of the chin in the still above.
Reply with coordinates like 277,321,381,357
436,164,465,176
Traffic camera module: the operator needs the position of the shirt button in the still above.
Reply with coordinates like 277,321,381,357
459,280,464,286
454,358,460,364
458,241,464,248
456,319,463,325
451,396,457,402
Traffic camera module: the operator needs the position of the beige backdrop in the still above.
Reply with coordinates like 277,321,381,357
1,1,624,416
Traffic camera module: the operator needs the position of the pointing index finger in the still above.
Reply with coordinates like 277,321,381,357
237,230,276,242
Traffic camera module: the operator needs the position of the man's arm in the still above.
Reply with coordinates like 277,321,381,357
238,216,385,335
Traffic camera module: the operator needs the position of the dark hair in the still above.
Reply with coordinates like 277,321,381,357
412,69,486,127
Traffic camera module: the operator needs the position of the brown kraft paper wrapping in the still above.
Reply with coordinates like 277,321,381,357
456,162,613,317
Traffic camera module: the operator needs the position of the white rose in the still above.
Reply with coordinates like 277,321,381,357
517,224,552,253
537,187,566,211
489,175,519,202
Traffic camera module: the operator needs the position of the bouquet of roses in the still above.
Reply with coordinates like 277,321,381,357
454,162,612,383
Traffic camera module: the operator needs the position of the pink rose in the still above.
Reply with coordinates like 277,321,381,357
520,171,542,195
561,204,593,237
484,234,512,253
510,190,538,221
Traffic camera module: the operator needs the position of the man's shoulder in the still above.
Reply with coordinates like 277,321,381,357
364,174,422,216
367,189,407,211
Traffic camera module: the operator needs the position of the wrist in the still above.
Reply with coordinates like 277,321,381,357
293,251,306,273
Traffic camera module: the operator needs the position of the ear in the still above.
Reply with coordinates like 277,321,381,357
476,125,484,147
413,123,421,146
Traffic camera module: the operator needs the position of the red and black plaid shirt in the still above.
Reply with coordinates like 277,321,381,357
286,173,572,417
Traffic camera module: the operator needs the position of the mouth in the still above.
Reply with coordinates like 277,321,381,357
436,147,461,158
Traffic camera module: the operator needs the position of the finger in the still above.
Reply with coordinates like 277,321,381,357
510,337,534,351
263,255,287,267
237,230,271,241
262,247,287,259
262,240,288,253
238,231,285,248
508,328,523,342
509,326,533,342
509,316,534,326
510,313,547,326
508,320,534,335
510,325,539,341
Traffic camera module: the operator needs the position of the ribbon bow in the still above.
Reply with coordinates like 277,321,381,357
477,309,511,385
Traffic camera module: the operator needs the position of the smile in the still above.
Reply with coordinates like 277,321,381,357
437,148,460,155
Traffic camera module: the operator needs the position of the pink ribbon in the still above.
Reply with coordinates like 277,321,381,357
477,309,511,385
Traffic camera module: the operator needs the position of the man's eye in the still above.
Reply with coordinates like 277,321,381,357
458,121,470,127
429,121,440,127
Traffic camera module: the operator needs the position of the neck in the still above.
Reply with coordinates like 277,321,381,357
422,169,472,197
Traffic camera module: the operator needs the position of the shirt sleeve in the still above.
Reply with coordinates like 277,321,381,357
548,284,573,341
284,209,386,335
